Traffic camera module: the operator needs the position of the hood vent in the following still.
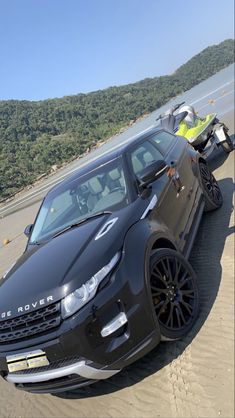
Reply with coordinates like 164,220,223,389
95,218,118,241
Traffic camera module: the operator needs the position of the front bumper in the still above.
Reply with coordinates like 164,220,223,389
3,330,158,394
6,358,119,394
0,236,161,393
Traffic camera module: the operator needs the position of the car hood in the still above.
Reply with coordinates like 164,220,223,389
0,200,146,318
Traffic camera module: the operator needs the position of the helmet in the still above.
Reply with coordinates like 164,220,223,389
178,105,196,127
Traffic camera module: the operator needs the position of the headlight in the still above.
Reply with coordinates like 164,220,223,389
61,252,121,319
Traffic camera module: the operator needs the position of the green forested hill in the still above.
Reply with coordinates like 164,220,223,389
0,39,234,200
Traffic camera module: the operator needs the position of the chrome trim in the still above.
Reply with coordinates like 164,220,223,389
6,360,120,384
140,195,158,219
155,166,167,176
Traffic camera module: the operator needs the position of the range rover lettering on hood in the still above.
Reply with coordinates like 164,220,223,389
0,295,54,319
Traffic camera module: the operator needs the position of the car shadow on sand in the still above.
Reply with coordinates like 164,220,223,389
56,155,234,400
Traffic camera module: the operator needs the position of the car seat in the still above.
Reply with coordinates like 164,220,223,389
87,177,104,211
106,168,123,191
132,155,144,174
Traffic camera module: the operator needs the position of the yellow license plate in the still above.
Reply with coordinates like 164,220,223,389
7,350,49,373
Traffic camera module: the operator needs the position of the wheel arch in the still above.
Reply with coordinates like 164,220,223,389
198,156,207,165
143,234,178,324
150,237,177,253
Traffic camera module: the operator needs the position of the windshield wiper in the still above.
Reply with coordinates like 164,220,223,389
51,211,112,239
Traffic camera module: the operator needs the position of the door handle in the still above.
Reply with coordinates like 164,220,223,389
187,187,193,199
167,161,185,196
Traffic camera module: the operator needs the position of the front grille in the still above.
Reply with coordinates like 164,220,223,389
0,302,61,343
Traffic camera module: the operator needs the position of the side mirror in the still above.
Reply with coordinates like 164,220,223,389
138,160,167,187
24,224,33,237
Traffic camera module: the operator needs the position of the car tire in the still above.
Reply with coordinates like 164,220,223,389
220,133,234,153
149,248,199,341
199,162,223,212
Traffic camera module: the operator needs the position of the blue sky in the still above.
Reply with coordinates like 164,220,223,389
0,0,234,101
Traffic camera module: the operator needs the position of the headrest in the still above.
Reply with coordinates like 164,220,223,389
132,155,143,174
88,177,103,195
143,151,154,165
108,169,121,181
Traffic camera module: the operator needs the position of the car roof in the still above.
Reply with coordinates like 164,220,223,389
47,124,163,195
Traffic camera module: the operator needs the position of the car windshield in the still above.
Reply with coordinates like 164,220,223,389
30,157,129,243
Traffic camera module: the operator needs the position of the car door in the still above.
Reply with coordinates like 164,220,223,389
149,130,198,247
128,138,184,246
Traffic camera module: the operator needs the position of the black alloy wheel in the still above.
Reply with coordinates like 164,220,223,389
150,249,199,340
199,162,223,212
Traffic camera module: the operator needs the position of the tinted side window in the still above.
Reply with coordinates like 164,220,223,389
130,141,163,175
150,131,176,155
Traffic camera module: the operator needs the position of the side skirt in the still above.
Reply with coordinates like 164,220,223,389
183,197,205,259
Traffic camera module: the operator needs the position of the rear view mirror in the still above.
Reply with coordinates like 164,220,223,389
24,224,33,237
138,160,167,187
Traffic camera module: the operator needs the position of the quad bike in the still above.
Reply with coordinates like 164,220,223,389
156,101,233,158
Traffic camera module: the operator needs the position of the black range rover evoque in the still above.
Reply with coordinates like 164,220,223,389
0,127,223,394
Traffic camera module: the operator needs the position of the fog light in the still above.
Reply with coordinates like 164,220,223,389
101,312,127,337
